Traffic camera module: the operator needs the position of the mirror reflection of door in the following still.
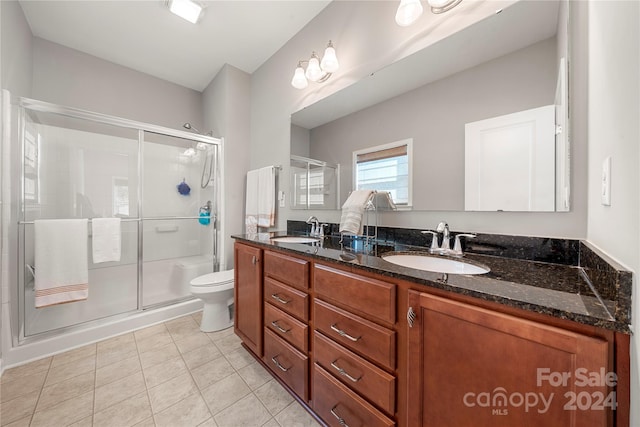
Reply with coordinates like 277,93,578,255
464,105,555,212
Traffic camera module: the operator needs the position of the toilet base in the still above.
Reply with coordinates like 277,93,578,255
200,300,234,332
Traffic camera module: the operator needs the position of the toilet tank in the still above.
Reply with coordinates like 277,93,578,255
173,256,214,292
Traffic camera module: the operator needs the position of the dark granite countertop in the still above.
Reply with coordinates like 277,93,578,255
232,232,631,333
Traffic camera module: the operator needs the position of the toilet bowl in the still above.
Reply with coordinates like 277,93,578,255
190,269,234,332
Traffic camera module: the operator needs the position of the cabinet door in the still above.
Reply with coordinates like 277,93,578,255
407,291,610,427
234,243,263,356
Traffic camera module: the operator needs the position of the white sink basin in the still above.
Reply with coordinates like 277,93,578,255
382,253,490,275
271,236,320,244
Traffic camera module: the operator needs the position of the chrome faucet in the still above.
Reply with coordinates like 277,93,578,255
306,216,319,236
306,216,328,237
422,221,476,256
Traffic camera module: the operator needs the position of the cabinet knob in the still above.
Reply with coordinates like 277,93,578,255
271,293,290,304
271,320,291,334
330,324,361,342
330,405,352,427
407,306,417,328
271,355,290,372
251,255,258,265
330,360,362,383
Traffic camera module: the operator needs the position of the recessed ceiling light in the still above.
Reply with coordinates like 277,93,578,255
168,0,203,24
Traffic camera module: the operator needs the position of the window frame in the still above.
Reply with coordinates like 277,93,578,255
352,138,413,209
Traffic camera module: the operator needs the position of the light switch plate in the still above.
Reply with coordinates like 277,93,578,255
601,157,611,206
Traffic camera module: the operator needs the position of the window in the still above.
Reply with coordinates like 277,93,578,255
353,139,412,206
112,177,130,216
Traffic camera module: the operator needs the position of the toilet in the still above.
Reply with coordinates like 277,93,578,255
190,269,235,332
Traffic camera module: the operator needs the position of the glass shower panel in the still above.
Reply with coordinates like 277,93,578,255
22,110,140,221
142,132,217,307
23,221,139,336
21,110,140,336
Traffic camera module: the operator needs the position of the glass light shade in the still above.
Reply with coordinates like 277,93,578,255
291,66,308,89
305,56,324,82
168,0,203,24
395,0,423,27
320,45,339,73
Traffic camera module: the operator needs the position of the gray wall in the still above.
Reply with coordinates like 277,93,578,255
1,0,33,97
203,64,251,270
586,2,639,424
290,124,310,158
308,37,557,211
32,38,203,130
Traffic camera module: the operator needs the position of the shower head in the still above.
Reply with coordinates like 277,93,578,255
183,123,214,137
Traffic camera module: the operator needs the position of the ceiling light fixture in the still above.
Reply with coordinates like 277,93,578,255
395,0,462,26
291,41,339,90
167,0,203,24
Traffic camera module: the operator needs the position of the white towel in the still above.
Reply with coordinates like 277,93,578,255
34,219,89,308
257,166,275,228
92,218,121,263
339,190,374,235
245,170,259,234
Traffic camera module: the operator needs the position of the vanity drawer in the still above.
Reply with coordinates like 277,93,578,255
264,277,309,321
264,303,308,353
263,328,309,401
314,264,396,326
313,364,395,427
264,250,310,291
314,331,396,415
314,299,396,370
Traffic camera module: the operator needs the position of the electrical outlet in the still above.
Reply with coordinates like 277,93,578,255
601,157,611,206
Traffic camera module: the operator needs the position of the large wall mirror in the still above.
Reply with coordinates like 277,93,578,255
290,0,570,212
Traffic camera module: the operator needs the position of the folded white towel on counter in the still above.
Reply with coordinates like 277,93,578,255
34,219,89,308
91,218,121,263
245,169,259,234
257,166,276,228
339,190,374,235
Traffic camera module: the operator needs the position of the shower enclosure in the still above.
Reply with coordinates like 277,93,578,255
5,93,223,345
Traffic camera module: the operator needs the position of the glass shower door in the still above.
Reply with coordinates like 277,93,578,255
141,132,217,307
20,109,140,336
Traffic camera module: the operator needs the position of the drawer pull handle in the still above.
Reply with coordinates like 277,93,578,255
330,405,351,427
330,324,361,342
271,320,291,333
271,355,290,372
271,294,290,304
330,360,362,383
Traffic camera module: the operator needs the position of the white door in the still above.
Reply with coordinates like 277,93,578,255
465,105,555,211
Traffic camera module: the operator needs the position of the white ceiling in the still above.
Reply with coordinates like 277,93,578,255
19,0,331,92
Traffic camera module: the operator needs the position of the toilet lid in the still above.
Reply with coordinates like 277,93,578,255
190,269,234,287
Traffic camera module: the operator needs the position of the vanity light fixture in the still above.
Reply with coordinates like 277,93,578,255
427,0,463,14
395,0,462,26
395,0,424,27
291,41,339,89
167,0,203,24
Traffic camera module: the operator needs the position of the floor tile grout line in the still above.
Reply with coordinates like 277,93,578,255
132,326,157,427
27,355,53,425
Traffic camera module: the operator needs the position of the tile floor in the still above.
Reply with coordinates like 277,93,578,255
0,312,322,427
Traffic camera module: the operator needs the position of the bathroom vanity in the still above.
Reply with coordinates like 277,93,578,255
232,230,631,427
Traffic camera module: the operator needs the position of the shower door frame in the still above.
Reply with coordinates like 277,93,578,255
10,94,225,346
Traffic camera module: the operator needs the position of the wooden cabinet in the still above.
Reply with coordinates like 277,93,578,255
233,243,624,427
262,250,311,401
312,264,398,426
407,291,611,427
234,242,263,356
